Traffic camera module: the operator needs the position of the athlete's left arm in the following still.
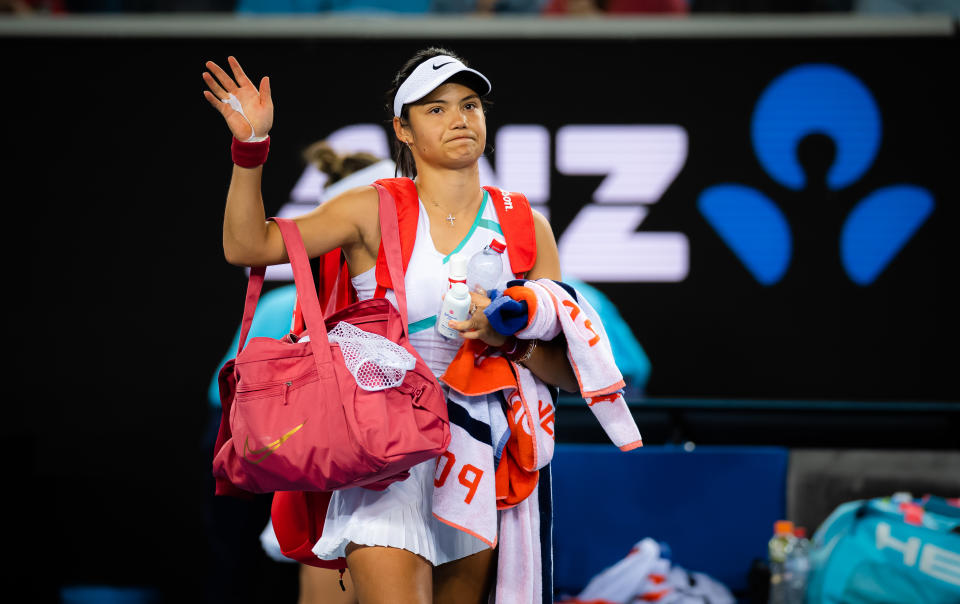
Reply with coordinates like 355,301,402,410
519,210,579,393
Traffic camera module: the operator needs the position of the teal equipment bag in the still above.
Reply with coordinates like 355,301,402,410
806,495,960,603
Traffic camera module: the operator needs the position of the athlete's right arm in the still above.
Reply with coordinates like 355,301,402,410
204,56,377,267
222,175,377,267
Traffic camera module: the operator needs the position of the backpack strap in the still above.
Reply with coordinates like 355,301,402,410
484,186,537,278
374,177,420,297
291,248,356,334
370,180,538,295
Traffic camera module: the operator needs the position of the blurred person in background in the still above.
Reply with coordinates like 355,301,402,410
689,0,852,11
0,0,66,12
854,0,959,15
7,0,237,11
542,0,688,15
235,0,429,13
432,0,546,13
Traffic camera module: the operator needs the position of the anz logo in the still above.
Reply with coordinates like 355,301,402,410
271,124,689,283
698,64,935,286
269,65,932,286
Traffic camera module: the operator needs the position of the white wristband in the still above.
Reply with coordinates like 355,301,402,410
222,93,267,143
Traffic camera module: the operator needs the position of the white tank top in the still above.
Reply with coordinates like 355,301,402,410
351,190,517,377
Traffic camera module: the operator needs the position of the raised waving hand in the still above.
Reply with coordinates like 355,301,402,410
202,56,273,141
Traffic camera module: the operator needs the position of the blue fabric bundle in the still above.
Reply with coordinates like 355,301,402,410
483,289,531,336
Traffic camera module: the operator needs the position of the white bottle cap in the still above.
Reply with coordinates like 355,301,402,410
449,282,469,299
449,254,468,280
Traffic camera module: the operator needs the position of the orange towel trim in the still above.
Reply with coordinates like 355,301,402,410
581,380,627,399
586,392,621,406
496,384,542,509
440,340,517,395
639,589,671,601
432,513,498,549
495,452,540,510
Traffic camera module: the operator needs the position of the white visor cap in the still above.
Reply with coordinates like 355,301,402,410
393,55,491,118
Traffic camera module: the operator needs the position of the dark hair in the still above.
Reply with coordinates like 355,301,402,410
385,47,489,179
303,141,381,186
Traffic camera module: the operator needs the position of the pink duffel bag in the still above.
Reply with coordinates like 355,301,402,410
212,182,449,494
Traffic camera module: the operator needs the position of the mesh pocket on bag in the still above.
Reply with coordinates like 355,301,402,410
326,321,416,391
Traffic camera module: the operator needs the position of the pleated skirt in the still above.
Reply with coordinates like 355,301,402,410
311,457,489,566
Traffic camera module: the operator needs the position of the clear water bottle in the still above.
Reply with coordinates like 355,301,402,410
466,239,506,296
784,527,811,604
768,520,795,604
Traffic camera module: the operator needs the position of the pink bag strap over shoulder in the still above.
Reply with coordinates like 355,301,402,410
235,183,410,364
372,182,410,337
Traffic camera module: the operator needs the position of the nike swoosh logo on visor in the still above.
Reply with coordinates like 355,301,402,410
433,62,454,70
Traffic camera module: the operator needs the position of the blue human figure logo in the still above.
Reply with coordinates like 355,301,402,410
698,64,934,286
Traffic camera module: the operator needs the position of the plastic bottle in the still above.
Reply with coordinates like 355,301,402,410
768,520,795,604
891,491,913,504
448,254,468,290
436,282,470,340
784,526,811,604
466,239,506,295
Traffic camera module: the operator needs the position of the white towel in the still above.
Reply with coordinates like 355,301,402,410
576,538,662,602
435,362,556,604
495,481,542,604
431,392,503,549
433,278,644,603
560,537,735,604
431,367,555,551
513,279,642,451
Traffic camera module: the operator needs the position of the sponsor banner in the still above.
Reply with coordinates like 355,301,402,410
16,33,958,401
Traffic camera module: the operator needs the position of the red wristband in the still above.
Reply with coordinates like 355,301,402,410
231,136,270,168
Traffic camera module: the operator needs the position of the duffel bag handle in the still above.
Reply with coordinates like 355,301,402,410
234,184,409,374
236,262,268,356
271,217,338,380
271,185,410,339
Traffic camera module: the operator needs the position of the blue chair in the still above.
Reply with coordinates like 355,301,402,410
552,443,788,595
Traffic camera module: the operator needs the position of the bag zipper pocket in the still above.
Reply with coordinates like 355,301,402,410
236,370,319,402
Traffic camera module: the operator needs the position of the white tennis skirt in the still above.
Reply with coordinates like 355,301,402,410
311,458,490,566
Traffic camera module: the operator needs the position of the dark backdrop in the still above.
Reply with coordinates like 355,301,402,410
11,30,957,597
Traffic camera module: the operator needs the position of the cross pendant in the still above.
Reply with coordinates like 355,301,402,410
446,213,456,227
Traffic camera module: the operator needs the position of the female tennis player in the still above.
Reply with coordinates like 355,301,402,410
203,47,576,604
